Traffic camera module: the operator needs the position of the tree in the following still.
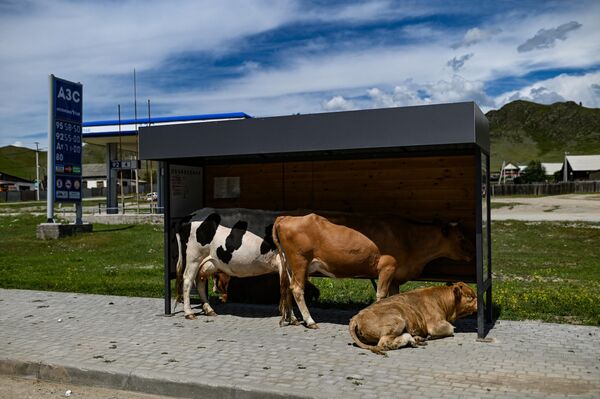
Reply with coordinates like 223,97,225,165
519,160,546,183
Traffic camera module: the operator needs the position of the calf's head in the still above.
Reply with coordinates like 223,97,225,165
440,222,474,262
212,272,231,303
452,282,477,318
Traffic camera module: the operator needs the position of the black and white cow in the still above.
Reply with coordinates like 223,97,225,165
175,208,284,319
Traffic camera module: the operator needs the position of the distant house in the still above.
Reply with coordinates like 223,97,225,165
498,162,521,182
0,172,35,191
541,162,563,178
561,155,600,181
82,163,145,193
82,163,107,189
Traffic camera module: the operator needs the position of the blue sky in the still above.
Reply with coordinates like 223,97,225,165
1,0,599,149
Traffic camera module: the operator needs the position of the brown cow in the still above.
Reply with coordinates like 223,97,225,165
273,213,473,328
349,282,477,354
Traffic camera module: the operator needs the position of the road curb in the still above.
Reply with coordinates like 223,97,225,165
0,357,311,399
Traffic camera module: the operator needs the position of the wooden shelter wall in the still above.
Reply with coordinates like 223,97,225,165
204,154,476,281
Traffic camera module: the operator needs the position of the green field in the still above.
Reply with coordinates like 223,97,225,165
0,215,598,325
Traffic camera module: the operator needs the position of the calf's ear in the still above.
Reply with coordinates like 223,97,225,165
442,224,449,237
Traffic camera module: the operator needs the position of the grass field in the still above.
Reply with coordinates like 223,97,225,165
0,214,598,325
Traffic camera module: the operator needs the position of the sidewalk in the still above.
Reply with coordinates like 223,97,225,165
1,289,599,398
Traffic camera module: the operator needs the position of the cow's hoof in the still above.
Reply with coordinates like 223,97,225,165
206,310,217,316
185,314,197,320
290,319,301,326
306,323,319,329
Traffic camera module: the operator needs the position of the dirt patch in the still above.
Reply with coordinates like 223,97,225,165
443,372,599,395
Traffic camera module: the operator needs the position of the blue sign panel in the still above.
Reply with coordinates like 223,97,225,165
52,77,83,202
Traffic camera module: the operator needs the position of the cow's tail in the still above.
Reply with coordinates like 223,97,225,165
174,231,184,310
348,315,386,356
272,217,291,319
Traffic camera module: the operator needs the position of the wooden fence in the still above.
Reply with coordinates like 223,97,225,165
491,181,600,196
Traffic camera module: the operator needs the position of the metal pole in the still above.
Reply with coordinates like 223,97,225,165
563,152,568,182
162,162,171,315
47,75,55,223
34,142,40,201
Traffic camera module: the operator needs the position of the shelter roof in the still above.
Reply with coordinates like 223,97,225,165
139,102,489,162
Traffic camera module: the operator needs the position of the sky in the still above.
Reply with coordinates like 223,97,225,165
1,0,599,150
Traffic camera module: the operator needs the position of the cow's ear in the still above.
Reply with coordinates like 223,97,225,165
453,284,462,300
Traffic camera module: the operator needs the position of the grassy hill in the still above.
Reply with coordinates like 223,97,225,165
0,143,106,181
486,100,600,170
0,146,46,181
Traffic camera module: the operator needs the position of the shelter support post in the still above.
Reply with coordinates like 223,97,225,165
475,149,493,339
162,162,171,315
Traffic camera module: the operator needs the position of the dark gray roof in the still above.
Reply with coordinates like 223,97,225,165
139,102,488,161
82,163,106,178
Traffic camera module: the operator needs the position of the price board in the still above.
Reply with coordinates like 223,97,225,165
51,77,83,202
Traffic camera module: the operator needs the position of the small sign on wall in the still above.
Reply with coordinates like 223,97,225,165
170,165,203,218
214,176,240,199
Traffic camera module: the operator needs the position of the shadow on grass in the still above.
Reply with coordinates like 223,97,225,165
92,225,136,233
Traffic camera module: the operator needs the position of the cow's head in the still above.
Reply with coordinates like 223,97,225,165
440,221,474,262
452,282,477,318
212,272,231,303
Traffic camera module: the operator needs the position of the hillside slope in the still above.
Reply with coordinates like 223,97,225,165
0,144,105,181
486,100,600,170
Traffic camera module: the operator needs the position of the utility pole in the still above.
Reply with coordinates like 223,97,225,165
34,142,40,201
563,152,569,182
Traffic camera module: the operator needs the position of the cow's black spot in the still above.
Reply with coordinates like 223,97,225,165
260,224,275,255
196,213,221,245
216,221,248,264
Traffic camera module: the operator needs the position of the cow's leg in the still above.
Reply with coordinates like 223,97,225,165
287,255,317,328
278,260,298,326
375,255,397,301
195,268,216,316
377,332,417,351
182,259,201,320
427,320,455,339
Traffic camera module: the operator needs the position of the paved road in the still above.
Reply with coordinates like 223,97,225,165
1,289,599,398
492,194,600,222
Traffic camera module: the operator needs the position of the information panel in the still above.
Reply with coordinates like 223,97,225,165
52,77,83,202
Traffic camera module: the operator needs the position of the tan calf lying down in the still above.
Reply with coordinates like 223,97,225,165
349,282,477,354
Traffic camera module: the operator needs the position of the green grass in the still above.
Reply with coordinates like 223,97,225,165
0,214,164,297
1,215,599,325
492,221,600,325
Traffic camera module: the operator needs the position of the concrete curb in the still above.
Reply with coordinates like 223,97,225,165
0,357,312,399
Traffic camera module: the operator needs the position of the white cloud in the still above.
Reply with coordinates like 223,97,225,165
1,0,600,148
452,27,501,49
322,96,355,111
496,71,600,108
12,141,24,147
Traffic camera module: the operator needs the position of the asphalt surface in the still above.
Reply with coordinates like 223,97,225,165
1,289,599,399
492,193,600,222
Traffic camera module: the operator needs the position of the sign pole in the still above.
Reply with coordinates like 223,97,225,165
47,75,55,223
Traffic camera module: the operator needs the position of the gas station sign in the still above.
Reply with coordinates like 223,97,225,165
51,76,83,202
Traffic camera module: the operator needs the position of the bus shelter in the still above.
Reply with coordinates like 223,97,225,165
139,102,493,338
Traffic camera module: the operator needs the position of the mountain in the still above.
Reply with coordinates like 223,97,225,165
486,100,600,170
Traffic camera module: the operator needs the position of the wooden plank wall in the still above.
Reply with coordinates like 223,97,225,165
204,154,477,282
